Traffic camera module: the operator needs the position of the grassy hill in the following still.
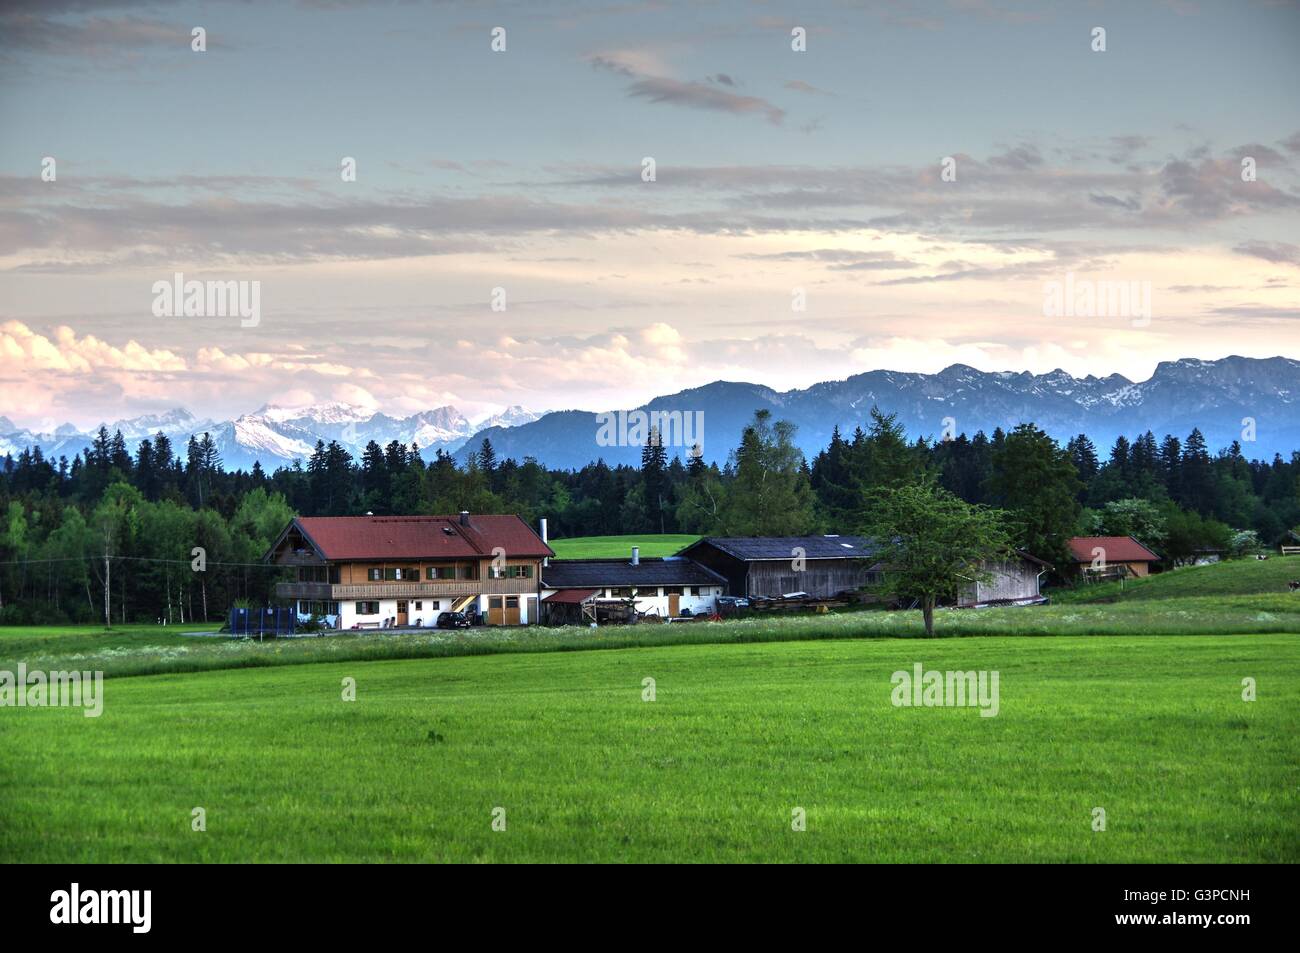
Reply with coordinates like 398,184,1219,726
3,634,1295,863
1053,554,1300,604
547,533,699,559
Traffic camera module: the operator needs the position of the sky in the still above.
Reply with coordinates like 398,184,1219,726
1,0,1298,430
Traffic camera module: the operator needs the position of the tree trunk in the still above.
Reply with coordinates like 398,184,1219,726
922,598,935,637
103,552,111,628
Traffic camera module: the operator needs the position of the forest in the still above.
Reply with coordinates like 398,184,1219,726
1,409,1297,624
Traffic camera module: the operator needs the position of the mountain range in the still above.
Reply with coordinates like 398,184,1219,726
2,356,1297,472
0,403,541,472
452,356,1300,468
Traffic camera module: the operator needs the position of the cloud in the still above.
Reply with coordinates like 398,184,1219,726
0,320,185,373
625,76,785,124
734,248,921,270
785,79,828,95
1233,240,1300,266
0,12,217,60
589,50,785,125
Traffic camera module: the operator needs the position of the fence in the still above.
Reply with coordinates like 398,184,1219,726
228,606,297,638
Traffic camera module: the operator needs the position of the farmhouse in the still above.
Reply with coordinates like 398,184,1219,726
265,512,553,628
1067,536,1161,578
678,535,884,599
540,548,726,624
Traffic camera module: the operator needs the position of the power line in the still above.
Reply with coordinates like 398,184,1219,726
0,554,286,569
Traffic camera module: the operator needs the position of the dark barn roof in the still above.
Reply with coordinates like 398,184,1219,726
682,535,883,561
542,557,726,589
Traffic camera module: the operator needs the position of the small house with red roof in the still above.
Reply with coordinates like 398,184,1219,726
265,511,553,629
1066,536,1161,578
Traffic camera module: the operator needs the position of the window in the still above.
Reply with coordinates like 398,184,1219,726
663,586,683,595
384,568,399,581
610,587,632,597
298,566,327,583
414,601,423,610
506,565,532,579
488,597,504,609
506,597,519,609
427,566,456,580
367,568,382,581
460,564,478,580
355,602,379,615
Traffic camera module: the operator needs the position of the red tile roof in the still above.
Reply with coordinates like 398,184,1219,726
542,588,599,604
1067,536,1160,564
289,515,553,561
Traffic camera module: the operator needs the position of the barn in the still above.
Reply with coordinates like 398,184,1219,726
677,535,883,599
956,551,1052,607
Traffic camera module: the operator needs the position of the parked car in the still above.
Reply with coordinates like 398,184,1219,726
436,611,472,629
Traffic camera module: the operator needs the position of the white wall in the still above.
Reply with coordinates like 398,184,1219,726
335,598,456,629
539,585,721,618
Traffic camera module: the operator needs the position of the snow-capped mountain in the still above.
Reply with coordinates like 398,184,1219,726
0,402,541,471
454,356,1300,469
3,356,1298,471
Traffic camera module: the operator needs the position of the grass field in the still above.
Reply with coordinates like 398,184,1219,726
1,634,1295,862
547,533,698,559
1054,553,1300,603
2,558,1297,862
1,591,1298,682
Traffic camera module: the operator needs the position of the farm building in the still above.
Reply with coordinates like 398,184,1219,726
540,548,727,624
956,551,1052,607
265,512,553,629
678,535,884,599
1066,536,1161,578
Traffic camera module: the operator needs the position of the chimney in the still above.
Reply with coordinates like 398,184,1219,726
631,546,640,566
459,510,469,526
540,518,549,567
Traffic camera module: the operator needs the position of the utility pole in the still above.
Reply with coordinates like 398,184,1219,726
103,549,111,628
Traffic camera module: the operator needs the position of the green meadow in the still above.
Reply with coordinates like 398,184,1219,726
1,635,1295,863
1,557,1297,862
546,533,699,559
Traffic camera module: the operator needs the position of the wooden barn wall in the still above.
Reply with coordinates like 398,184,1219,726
958,559,1041,605
745,559,872,598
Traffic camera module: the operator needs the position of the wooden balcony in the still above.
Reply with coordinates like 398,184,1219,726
273,551,326,567
276,578,536,601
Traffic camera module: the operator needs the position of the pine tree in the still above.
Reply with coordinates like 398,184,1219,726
640,427,670,533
